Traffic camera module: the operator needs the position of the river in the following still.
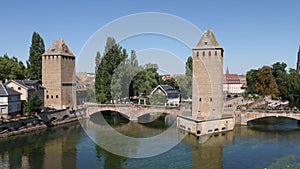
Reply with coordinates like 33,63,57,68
0,113,300,169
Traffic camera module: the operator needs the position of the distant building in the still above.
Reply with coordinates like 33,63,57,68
161,74,171,81
0,84,21,118
297,46,300,74
6,80,44,103
42,39,76,109
238,75,247,91
223,67,244,94
151,85,180,105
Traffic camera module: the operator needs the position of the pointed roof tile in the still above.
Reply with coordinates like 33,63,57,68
194,30,221,49
43,39,74,57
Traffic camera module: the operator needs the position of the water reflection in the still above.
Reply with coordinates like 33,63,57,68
0,115,299,169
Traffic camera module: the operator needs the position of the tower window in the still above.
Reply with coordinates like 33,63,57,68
203,51,205,56
56,95,59,99
18,87,21,90
46,95,49,99
51,95,53,99
215,51,218,56
209,51,211,56
204,42,208,45
196,51,199,57
210,98,212,102
199,98,202,102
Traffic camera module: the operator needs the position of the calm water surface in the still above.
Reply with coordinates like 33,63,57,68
0,115,300,169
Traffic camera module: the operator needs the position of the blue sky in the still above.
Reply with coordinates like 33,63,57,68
1,0,300,74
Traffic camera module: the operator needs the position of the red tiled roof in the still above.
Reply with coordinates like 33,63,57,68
224,74,241,84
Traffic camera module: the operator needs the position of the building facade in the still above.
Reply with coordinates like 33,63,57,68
0,84,21,118
192,30,224,120
223,68,244,94
151,85,180,105
42,39,76,109
6,80,44,103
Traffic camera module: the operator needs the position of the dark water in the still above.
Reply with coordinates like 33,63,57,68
0,115,300,169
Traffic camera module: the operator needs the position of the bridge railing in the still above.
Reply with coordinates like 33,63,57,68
82,102,180,109
246,108,300,114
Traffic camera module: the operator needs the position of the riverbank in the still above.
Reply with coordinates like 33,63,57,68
0,117,79,138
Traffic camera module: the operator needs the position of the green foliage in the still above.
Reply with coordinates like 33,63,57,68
175,56,192,99
159,77,179,89
267,155,300,169
246,62,300,108
246,69,258,94
0,54,26,81
23,92,43,115
255,66,279,96
95,37,127,103
131,63,159,96
149,94,167,105
27,32,45,82
185,56,192,77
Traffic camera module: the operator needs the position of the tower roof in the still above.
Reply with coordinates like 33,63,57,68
43,39,74,57
194,30,221,49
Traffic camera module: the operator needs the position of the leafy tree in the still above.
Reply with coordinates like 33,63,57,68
95,51,101,74
131,63,159,96
0,54,26,81
255,66,279,96
246,69,258,94
27,32,45,82
185,56,192,77
159,77,179,89
95,37,127,103
175,56,192,99
149,94,167,105
23,92,43,115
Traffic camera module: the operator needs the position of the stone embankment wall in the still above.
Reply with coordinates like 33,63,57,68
0,109,80,137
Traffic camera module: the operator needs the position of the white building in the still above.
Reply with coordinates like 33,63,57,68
0,84,21,118
223,68,244,94
151,85,180,105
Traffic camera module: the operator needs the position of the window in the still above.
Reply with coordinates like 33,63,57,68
56,95,58,99
215,51,218,56
209,51,211,56
210,98,212,102
18,87,21,90
199,98,202,102
51,95,53,99
46,95,49,99
203,51,205,56
196,51,199,57
204,42,208,45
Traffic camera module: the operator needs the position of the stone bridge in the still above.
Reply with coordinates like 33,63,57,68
237,110,300,125
82,103,181,121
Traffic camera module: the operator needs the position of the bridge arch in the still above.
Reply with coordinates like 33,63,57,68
247,116,300,124
84,104,180,121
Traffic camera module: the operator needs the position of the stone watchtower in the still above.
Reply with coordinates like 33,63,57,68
192,30,224,120
42,39,76,109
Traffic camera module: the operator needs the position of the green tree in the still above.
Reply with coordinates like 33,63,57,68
246,69,258,94
175,56,192,99
23,92,43,115
27,32,45,82
149,94,167,105
95,37,127,103
131,63,159,96
255,66,279,96
185,56,192,77
95,51,101,74
0,54,26,81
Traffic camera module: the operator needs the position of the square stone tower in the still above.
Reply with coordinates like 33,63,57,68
192,30,224,120
42,39,76,109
